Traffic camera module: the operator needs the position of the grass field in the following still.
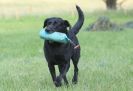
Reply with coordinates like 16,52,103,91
0,10,133,91
0,12,133,91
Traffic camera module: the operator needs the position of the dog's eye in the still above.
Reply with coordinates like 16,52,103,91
60,23,63,26
47,22,51,25
53,21,57,25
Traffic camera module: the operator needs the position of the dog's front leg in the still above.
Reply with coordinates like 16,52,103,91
55,63,70,87
48,64,56,84
58,64,70,85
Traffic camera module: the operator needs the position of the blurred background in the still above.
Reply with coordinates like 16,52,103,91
0,0,133,18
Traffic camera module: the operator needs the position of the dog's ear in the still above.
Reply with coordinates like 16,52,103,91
43,18,49,28
64,20,71,30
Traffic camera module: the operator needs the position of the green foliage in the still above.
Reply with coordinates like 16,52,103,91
0,11,133,91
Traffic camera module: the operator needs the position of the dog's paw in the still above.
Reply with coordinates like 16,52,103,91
54,81,62,87
54,76,62,87
72,77,78,84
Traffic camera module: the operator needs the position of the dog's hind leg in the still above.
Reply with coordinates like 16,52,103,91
71,52,80,84
72,61,79,84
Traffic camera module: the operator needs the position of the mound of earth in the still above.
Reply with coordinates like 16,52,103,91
87,16,122,31
123,21,133,29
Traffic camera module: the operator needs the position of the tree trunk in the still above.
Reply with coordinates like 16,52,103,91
105,0,117,10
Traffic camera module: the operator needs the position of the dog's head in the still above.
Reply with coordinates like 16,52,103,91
43,17,71,34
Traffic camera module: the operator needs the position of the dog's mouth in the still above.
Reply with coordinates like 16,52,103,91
45,28,65,34
45,29,64,34
45,29,55,34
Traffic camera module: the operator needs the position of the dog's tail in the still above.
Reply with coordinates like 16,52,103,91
69,5,84,35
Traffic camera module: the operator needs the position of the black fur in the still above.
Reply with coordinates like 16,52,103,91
43,5,84,87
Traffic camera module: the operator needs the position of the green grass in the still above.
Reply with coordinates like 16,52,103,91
0,11,133,91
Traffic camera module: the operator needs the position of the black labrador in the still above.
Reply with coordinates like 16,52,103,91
42,5,84,87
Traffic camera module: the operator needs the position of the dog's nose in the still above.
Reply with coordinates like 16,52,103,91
45,25,55,33
45,29,50,32
45,28,54,33
45,26,51,32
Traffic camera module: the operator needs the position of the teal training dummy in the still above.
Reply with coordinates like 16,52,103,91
39,29,70,44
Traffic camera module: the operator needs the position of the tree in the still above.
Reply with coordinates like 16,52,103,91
103,0,117,10
103,0,127,10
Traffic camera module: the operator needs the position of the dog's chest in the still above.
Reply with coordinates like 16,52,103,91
45,42,70,54
54,54,65,62
44,42,72,63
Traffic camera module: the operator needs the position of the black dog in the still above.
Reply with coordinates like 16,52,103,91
42,5,84,87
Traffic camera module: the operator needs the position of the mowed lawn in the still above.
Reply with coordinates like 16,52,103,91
0,12,133,91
